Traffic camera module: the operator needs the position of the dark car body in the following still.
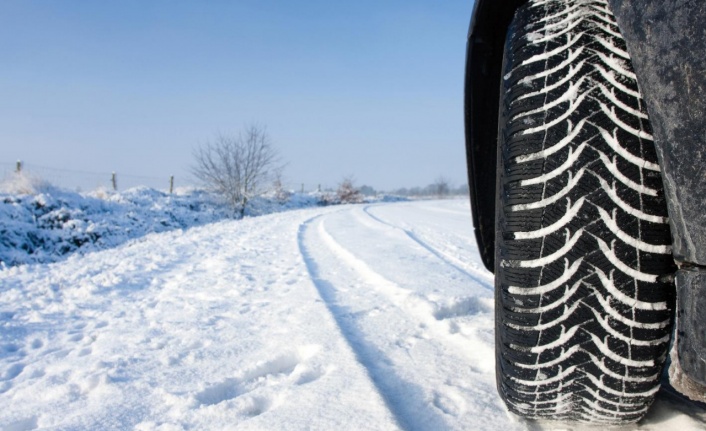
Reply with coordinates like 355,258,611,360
464,0,706,399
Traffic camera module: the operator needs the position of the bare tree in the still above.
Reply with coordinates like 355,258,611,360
432,176,451,198
192,125,282,216
337,176,363,204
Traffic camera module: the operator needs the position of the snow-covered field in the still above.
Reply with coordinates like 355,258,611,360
1,200,705,430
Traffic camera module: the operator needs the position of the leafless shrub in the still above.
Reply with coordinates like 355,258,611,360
337,176,363,204
192,125,282,216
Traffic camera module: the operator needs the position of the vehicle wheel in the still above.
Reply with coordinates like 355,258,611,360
495,0,676,424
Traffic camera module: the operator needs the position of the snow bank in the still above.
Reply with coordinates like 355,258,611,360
0,185,229,267
0,174,406,267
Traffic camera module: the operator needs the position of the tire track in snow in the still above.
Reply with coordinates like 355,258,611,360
362,205,493,291
298,215,420,431
309,213,495,370
297,210,510,431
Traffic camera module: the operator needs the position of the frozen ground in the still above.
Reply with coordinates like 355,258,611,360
1,200,705,430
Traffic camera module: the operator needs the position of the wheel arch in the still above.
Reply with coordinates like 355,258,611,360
464,0,527,272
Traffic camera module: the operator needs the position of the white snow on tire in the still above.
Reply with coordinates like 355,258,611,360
495,0,676,424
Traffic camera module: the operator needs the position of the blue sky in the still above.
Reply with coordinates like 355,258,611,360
1,1,475,191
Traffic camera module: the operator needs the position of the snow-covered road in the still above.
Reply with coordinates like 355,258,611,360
1,200,704,430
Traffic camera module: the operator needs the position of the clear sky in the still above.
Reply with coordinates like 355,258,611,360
1,0,475,192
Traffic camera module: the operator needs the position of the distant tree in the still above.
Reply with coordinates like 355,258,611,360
359,185,376,196
337,176,363,204
393,187,409,196
432,176,451,198
192,125,282,216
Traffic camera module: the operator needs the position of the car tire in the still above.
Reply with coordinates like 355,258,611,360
495,0,676,424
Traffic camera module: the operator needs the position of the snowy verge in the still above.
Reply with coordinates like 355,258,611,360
0,174,405,267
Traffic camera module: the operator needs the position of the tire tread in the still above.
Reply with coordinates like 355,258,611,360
495,0,675,424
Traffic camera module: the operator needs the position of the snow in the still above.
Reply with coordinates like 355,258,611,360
1,198,705,430
0,182,231,267
0,173,401,268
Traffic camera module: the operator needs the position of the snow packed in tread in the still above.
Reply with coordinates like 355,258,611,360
495,0,676,424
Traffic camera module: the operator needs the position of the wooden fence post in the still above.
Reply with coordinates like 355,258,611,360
111,172,117,191
169,176,174,194
16,160,21,173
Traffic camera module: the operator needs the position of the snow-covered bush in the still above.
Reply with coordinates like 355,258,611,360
0,185,230,267
336,177,363,204
0,173,407,267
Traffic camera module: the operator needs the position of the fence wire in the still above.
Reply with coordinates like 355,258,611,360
0,161,319,194
0,161,190,192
